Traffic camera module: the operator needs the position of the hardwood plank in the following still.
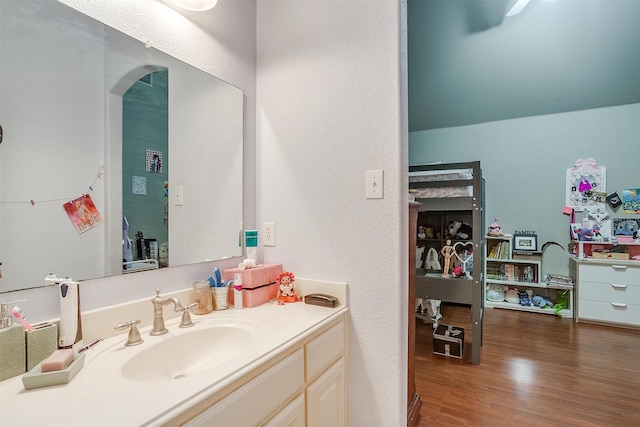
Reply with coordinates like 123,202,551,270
415,304,640,426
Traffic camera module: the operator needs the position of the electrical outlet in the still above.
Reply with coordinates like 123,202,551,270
264,222,276,246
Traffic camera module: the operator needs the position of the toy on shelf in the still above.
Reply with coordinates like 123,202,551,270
452,265,464,277
440,240,455,277
532,295,553,308
505,288,520,304
486,284,507,302
487,218,504,237
447,221,472,240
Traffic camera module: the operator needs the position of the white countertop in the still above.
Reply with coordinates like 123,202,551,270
0,279,347,427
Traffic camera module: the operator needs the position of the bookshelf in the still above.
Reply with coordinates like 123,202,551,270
484,235,573,317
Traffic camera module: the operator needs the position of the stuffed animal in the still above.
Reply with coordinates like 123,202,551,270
417,226,427,240
447,221,472,240
486,284,507,302
487,218,504,237
532,295,553,308
505,288,520,304
519,291,531,306
553,290,570,317
425,227,435,239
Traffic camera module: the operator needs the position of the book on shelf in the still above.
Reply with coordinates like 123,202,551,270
488,240,510,259
496,263,537,283
488,245,497,258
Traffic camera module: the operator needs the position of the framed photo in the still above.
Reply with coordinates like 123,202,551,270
612,218,640,236
514,233,537,251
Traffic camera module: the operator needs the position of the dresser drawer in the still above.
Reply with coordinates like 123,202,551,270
578,300,640,326
579,280,640,305
579,263,640,285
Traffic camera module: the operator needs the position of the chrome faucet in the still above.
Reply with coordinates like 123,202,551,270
150,288,184,336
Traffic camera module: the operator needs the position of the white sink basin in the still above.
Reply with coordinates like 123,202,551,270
85,317,263,384
122,324,256,382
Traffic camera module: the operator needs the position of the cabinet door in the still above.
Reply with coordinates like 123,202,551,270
306,358,345,427
185,349,304,426
262,394,305,427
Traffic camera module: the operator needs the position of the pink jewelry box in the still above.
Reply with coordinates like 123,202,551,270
222,264,283,289
229,282,279,308
223,264,283,308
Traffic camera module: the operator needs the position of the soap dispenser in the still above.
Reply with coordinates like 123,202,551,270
0,301,27,381
59,279,83,351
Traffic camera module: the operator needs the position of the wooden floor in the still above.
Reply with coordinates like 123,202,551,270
415,304,640,426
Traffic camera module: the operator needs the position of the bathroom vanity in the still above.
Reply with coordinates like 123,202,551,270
0,279,348,426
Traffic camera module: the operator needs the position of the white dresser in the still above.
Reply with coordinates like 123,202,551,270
571,258,640,328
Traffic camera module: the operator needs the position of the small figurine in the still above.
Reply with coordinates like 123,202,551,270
440,240,455,277
487,218,504,237
276,271,297,303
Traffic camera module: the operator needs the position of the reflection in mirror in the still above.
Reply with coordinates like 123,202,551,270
0,1,244,293
122,70,169,272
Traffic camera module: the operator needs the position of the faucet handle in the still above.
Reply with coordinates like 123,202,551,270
177,302,198,328
114,320,144,346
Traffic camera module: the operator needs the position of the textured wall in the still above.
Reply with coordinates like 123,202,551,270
257,1,407,424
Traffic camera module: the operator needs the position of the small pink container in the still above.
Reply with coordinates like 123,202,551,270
222,264,283,290
229,282,279,308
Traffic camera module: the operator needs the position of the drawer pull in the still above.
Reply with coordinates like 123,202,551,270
611,265,628,271
610,302,628,309
610,283,628,290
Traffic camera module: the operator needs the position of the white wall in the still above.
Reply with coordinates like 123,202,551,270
410,103,640,275
257,1,407,425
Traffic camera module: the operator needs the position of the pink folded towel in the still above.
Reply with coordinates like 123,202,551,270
41,349,75,373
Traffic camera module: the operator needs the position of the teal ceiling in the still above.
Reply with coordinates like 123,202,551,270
408,0,640,132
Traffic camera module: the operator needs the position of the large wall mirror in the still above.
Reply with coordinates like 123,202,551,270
0,1,244,293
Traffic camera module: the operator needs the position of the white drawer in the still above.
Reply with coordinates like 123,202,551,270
578,300,640,326
305,321,344,381
579,280,640,305
579,263,640,285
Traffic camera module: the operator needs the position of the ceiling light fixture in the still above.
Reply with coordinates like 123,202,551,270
506,0,530,17
171,0,218,12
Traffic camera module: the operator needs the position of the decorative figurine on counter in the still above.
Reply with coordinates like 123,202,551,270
276,271,298,303
440,240,455,277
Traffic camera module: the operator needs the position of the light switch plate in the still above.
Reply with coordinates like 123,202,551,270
174,186,184,206
366,170,384,199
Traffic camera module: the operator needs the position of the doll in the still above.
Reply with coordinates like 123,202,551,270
276,271,298,303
